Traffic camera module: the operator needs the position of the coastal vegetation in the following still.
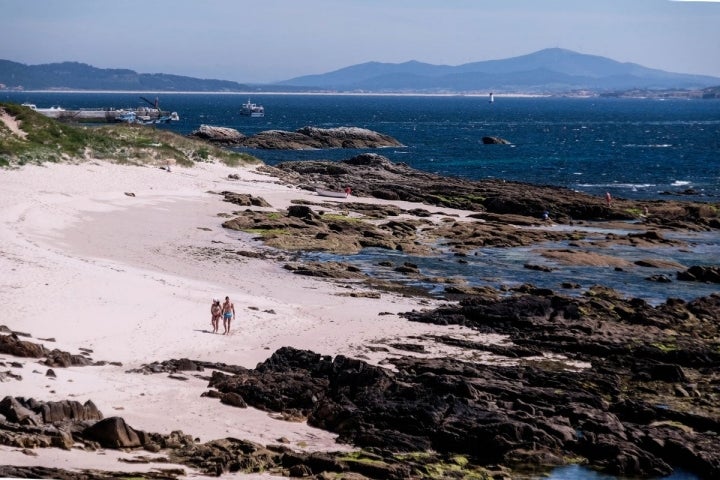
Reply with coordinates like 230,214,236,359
0,102,258,167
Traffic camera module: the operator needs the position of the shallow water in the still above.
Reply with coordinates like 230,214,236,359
539,465,698,480
303,228,720,305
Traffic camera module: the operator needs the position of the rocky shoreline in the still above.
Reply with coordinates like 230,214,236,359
2,153,719,479
217,154,720,478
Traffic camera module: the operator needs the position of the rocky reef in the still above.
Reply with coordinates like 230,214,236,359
261,153,720,228
205,286,720,479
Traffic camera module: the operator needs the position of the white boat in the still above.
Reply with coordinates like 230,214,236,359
316,188,349,198
22,103,66,118
240,99,264,117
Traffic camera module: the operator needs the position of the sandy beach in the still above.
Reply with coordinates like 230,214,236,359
0,160,499,477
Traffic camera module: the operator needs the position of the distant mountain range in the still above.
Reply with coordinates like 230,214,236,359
279,48,720,93
1,49,719,94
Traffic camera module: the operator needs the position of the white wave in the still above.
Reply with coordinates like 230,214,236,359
577,183,655,189
622,144,673,148
671,180,691,187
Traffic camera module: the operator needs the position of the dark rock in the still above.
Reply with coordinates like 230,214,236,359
40,399,102,423
287,205,319,220
44,349,93,367
83,416,145,448
524,263,554,272
646,274,673,283
220,392,247,408
221,192,272,208
288,464,313,477
677,266,720,283
0,334,46,358
0,396,42,426
482,136,511,145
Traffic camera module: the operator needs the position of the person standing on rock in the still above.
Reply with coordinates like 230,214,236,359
605,191,612,208
222,296,235,335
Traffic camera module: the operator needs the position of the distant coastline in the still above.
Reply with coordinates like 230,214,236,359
2,89,714,99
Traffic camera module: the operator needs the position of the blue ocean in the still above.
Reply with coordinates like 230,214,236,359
4,92,715,479
4,92,719,202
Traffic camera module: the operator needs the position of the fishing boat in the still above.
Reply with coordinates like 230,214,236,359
240,99,265,117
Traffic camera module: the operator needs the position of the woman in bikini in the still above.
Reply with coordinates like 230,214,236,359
210,299,222,334
222,296,235,335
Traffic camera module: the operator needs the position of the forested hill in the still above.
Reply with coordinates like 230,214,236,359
0,60,249,91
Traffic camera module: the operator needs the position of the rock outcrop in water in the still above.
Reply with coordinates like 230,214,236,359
482,135,511,144
189,125,403,149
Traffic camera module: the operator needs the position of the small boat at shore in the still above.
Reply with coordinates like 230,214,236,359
316,188,349,198
240,99,264,117
115,111,180,125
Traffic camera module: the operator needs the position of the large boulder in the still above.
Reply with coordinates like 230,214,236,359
188,124,246,145
40,399,103,423
677,265,720,283
0,334,46,358
82,416,146,448
0,396,42,426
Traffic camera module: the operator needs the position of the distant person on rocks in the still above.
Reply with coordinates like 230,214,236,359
542,210,550,221
222,296,235,335
345,186,352,198
210,299,222,334
605,191,612,207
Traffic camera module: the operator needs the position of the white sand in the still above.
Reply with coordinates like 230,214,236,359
0,160,504,477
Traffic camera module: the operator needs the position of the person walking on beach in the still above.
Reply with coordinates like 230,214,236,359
605,191,612,208
210,299,222,334
222,296,235,335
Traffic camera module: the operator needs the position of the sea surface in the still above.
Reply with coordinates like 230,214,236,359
4,92,717,478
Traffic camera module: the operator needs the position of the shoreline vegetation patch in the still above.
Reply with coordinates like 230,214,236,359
0,102,259,168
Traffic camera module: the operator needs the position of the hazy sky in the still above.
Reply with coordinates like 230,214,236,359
1,0,719,83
